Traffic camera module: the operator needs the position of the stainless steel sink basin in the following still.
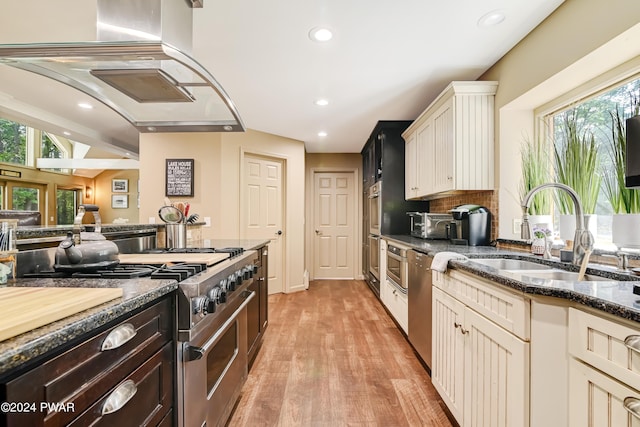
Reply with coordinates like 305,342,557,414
506,270,614,282
469,258,614,282
470,258,553,271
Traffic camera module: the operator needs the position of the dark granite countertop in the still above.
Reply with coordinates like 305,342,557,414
17,223,160,241
0,277,178,377
383,234,640,324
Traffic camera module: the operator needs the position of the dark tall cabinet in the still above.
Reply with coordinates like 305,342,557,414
362,121,429,295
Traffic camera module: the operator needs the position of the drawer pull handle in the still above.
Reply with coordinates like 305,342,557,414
101,379,137,415
101,323,137,351
624,397,640,419
454,322,462,329
624,336,640,354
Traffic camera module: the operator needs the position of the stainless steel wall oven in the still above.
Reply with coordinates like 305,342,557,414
386,242,409,291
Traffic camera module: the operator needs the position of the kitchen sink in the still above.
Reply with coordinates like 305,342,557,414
504,270,614,282
469,257,614,282
469,258,553,271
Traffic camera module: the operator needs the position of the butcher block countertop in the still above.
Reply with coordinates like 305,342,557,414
0,277,177,378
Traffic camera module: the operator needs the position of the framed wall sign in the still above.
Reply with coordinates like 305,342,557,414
112,178,128,192
112,194,128,209
166,158,194,197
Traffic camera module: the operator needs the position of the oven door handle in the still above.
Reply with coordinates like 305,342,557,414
186,290,256,362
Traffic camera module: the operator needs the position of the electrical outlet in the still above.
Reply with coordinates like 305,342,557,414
204,239,211,247
204,216,211,227
513,218,522,234
148,216,155,224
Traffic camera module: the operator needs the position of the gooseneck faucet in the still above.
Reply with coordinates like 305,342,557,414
521,183,594,267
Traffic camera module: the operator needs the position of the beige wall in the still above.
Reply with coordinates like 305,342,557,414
478,0,640,238
138,129,306,293
94,169,140,224
305,153,363,279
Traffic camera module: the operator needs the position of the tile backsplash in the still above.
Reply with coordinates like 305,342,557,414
428,190,499,241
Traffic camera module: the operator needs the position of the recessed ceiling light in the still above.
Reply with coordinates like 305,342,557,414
63,131,71,136
318,131,328,137
78,102,93,109
309,27,333,42
478,10,506,27
315,99,329,106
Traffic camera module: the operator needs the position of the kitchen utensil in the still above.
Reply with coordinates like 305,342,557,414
54,232,120,272
164,197,171,206
176,202,185,215
186,213,199,224
183,203,190,221
158,205,184,223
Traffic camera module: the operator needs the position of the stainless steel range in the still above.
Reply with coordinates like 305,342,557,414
175,249,258,427
22,246,260,427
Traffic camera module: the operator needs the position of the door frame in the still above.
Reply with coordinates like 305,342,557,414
308,167,360,281
239,149,288,293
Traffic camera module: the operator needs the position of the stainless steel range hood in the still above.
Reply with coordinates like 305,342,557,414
0,0,244,133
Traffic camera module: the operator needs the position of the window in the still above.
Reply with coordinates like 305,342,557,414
40,132,70,173
544,76,640,249
57,189,80,225
0,119,27,166
11,186,40,211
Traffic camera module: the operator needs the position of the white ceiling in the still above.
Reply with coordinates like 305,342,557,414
0,0,565,157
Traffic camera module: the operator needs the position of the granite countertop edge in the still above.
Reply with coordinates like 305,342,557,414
0,279,178,377
383,234,640,324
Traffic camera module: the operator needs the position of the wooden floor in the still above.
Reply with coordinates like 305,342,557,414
228,280,453,426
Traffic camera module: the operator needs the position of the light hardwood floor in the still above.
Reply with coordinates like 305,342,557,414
228,280,453,426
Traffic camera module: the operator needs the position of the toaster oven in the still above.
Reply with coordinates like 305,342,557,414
407,212,453,239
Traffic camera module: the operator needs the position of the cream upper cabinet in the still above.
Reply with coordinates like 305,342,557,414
403,81,498,200
405,131,418,199
432,270,530,427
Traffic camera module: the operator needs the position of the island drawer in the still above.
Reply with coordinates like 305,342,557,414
569,307,640,391
2,296,174,426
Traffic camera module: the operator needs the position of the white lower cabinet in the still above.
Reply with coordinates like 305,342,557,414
568,307,640,425
382,279,408,333
570,358,640,426
432,272,530,427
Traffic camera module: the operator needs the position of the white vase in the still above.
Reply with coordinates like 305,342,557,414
612,214,640,249
559,214,597,242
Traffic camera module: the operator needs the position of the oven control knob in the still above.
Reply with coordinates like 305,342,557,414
252,264,259,274
192,296,215,316
242,266,252,280
208,287,224,304
227,274,238,291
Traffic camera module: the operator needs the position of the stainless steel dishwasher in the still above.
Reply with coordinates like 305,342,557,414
407,249,433,370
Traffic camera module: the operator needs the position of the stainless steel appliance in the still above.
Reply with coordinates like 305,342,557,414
407,212,453,239
177,251,258,427
386,242,409,290
407,250,433,371
22,246,260,427
447,204,492,246
369,181,382,235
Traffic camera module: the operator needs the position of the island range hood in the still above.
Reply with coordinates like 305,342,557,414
0,0,244,133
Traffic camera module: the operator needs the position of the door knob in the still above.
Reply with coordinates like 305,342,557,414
315,230,322,235
276,230,283,235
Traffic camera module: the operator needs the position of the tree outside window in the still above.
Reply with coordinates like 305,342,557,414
0,119,27,165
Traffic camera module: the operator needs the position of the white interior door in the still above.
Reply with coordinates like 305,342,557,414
242,154,284,294
313,171,356,279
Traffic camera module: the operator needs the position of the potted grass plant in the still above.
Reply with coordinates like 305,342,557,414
554,110,600,241
519,139,552,233
604,106,640,248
